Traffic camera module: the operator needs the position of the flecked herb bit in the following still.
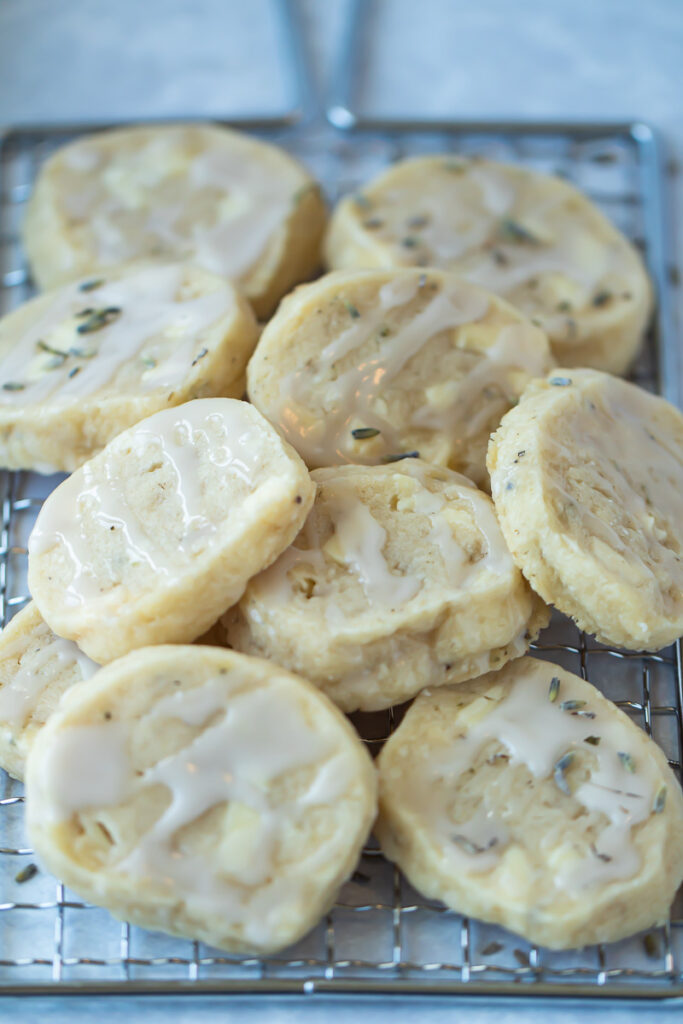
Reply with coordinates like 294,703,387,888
191,347,208,367
37,339,68,360
548,676,561,702
76,306,122,334
560,699,586,712
481,941,503,956
401,235,420,249
592,290,612,307
653,784,667,813
642,932,661,959
14,862,39,884
342,298,360,319
553,751,575,795
68,366,81,379
382,451,419,463
618,751,636,773
498,218,540,245
452,833,498,855
549,376,572,387
584,735,601,746
351,427,380,440
78,278,105,292
2,381,25,391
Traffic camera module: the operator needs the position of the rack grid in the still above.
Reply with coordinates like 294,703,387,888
0,20,682,1005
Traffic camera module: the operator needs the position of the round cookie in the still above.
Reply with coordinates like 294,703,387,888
0,263,258,473
325,156,652,374
487,369,683,650
376,656,683,949
28,398,315,663
223,461,549,713
23,123,327,319
0,602,98,780
25,645,377,955
247,267,553,488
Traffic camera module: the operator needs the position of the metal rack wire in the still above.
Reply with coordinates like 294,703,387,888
0,5,682,1005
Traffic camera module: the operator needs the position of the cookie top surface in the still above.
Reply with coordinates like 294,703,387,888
0,263,253,408
243,461,525,627
22,123,326,315
226,460,547,711
487,369,683,650
247,267,552,487
26,645,376,953
325,156,651,373
27,398,314,661
377,656,683,945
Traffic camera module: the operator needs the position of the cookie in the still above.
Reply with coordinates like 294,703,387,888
376,656,683,949
0,602,98,780
325,156,652,374
223,461,548,712
247,267,552,488
28,398,315,663
0,263,257,473
23,123,327,319
26,645,377,954
487,369,683,650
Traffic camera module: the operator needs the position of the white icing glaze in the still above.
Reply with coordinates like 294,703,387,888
277,279,491,468
56,132,303,281
406,661,659,889
373,162,635,302
28,400,259,605
39,673,359,945
0,265,232,405
323,480,421,606
0,633,97,726
42,721,131,820
187,148,298,279
250,465,512,617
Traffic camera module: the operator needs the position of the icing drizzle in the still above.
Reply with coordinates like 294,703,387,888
404,660,661,891
38,671,361,945
28,400,260,606
0,265,233,406
274,274,549,470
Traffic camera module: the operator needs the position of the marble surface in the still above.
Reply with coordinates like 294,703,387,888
0,1,681,1021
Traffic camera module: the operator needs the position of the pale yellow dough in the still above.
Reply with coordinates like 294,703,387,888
23,123,327,319
223,461,548,712
247,267,553,488
487,369,683,650
325,156,652,374
25,645,377,955
27,398,315,663
376,657,683,949
0,602,98,780
0,263,258,473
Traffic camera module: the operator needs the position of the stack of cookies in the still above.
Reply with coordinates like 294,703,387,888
0,123,681,955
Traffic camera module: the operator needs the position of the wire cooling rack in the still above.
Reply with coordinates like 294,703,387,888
0,18,682,1005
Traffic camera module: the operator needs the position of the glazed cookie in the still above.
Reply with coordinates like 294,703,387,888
23,123,327,319
487,369,683,650
0,602,98,780
26,645,377,954
223,461,548,712
28,398,315,663
247,268,552,487
0,263,258,473
325,156,652,374
376,656,683,949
